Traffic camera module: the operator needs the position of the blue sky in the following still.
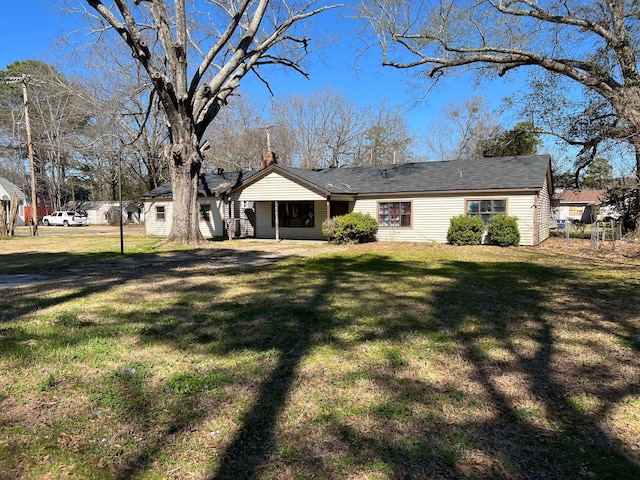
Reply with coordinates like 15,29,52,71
0,1,522,150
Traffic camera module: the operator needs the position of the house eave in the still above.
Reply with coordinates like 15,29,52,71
354,187,544,198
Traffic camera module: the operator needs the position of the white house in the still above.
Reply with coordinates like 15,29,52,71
143,155,554,246
552,189,609,224
0,176,28,227
143,171,246,238
65,201,142,225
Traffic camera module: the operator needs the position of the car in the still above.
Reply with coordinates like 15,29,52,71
42,211,88,227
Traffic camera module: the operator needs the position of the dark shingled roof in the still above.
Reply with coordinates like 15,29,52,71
142,171,243,198
256,155,551,195
141,155,551,199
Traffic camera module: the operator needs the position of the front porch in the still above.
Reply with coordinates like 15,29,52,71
225,199,353,241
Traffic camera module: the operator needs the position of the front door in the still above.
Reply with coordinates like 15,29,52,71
330,201,349,217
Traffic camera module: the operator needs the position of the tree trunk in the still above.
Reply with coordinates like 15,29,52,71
634,142,640,236
612,96,640,235
0,200,7,236
164,138,204,246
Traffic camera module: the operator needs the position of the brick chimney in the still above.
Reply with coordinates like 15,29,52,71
260,150,277,169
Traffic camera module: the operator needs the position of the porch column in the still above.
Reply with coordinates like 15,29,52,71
275,200,279,241
326,198,331,221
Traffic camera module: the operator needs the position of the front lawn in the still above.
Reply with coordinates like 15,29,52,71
1,235,639,479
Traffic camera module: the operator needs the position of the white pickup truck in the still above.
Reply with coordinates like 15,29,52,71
42,211,88,227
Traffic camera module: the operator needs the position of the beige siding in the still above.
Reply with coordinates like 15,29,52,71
354,192,540,246
537,177,551,244
144,200,173,236
508,194,538,246
354,196,458,243
231,172,325,201
198,199,226,237
254,200,327,240
144,198,225,238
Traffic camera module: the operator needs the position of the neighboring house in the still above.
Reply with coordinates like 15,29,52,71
0,176,27,226
143,155,554,246
65,201,142,225
552,189,608,223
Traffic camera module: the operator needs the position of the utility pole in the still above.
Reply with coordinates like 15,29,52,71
7,75,38,235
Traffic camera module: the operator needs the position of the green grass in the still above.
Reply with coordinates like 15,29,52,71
1,234,639,478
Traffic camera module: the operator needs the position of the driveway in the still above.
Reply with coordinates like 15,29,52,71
0,274,53,289
34,225,138,235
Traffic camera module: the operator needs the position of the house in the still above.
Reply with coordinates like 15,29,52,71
552,189,608,224
143,155,554,246
143,170,246,238
65,201,143,225
0,176,28,227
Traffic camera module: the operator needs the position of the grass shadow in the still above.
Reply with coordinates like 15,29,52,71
1,245,639,478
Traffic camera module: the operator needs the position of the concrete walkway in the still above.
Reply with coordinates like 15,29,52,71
0,274,54,290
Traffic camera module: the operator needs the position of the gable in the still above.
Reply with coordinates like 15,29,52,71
231,171,327,201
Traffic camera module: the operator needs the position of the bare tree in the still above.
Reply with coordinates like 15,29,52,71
423,96,501,161
80,0,339,245
354,101,413,165
202,94,270,171
71,36,172,200
1,61,93,211
272,88,413,167
272,88,367,168
361,0,640,228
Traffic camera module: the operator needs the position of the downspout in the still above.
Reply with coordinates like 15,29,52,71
228,199,232,240
533,193,540,246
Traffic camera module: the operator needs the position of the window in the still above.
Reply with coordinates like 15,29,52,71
156,205,165,221
466,199,506,225
378,201,412,227
272,201,314,228
200,204,211,221
569,206,584,217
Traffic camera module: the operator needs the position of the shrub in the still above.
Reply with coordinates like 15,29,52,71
447,215,484,245
322,212,378,244
106,207,122,226
487,214,520,246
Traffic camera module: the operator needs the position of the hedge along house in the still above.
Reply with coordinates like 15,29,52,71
227,155,554,246
142,170,248,238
